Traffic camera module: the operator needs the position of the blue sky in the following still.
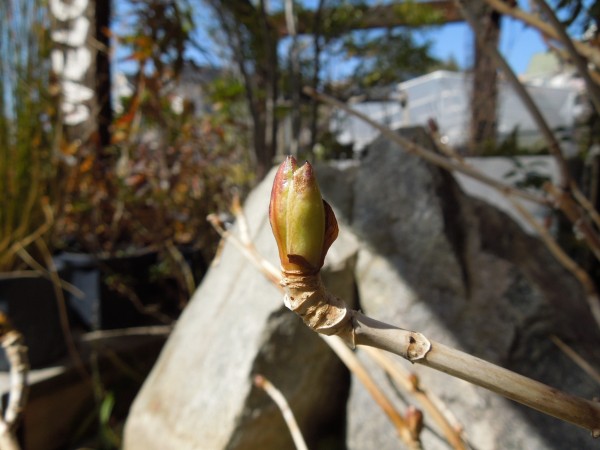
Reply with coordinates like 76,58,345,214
292,0,550,77
427,18,547,76
316,18,549,81
113,0,550,78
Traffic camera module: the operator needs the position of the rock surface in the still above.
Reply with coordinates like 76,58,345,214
337,129,600,450
123,168,355,450
125,127,600,449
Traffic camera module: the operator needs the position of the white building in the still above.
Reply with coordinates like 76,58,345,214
332,69,584,153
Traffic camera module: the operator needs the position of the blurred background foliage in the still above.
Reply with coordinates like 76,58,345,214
55,0,254,261
1,0,598,308
47,0,460,266
2,0,599,268
0,0,61,271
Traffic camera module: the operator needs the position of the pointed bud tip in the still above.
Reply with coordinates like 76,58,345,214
293,161,320,194
273,156,297,185
280,155,297,174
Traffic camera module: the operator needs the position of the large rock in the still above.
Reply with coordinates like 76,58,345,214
339,129,600,450
125,127,600,449
123,168,356,450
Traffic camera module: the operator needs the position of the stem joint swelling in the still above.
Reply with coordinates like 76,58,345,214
281,271,353,340
281,271,432,363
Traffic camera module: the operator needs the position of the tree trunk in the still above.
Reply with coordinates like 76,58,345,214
309,0,326,157
95,0,112,150
468,2,501,153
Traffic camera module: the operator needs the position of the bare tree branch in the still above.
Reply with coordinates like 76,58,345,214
303,87,548,205
254,374,309,450
531,0,600,115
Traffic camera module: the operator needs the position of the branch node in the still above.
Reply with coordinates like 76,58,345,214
406,332,431,362
281,271,353,339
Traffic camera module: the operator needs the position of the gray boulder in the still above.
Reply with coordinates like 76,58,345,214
125,127,600,449
123,168,356,450
339,129,600,450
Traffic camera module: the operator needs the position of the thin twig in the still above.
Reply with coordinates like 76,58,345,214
480,0,600,257
6,252,83,299
254,374,308,450
80,325,174,343
460,0,600,261
361,346,467,450
0,314,29,450
303,87,549,206
3,202,53,271
531,0,600,115
324,335,422,448
571,187,600,234
433,133,600,333
455,0,571,187
207,214,280,285
551,335,600,385
544,183,600,261
348,312,600,436
33,240,88,378
462,0,600,259
483,0,600,69
165,240,196,298
508,194,600,329
231,195,251,246
427,119,467,164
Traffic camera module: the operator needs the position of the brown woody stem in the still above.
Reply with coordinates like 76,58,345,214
351,311,600,436
283,281,600,436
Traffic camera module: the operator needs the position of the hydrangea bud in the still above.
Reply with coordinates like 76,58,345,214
269,156,338,273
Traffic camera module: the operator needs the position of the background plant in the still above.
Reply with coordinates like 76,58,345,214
0,0,61,271
56,0,253,261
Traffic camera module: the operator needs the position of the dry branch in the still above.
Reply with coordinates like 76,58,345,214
303,87,548,206
305,85,600,330
361,346,467,450
349,311,600,435
531,0,600,115
254,374,308,450
483,0,600,69
551,335,600,386
0,316,29,450
508,196,600,329
80,325,174,343
323,335,422,449
457,0,600,267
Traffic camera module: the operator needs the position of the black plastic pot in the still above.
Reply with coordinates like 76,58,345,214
0,270,68,370
57,250,168,330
